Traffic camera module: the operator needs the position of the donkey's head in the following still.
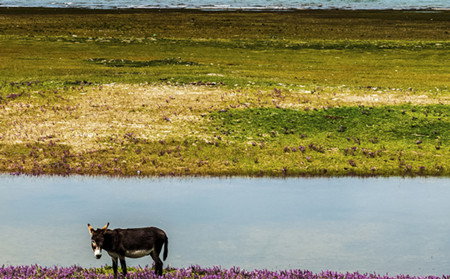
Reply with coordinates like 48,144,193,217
88,223,110,259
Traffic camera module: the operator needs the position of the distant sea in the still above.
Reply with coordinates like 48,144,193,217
0,0,448,10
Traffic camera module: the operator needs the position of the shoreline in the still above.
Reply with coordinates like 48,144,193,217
0,6,449,12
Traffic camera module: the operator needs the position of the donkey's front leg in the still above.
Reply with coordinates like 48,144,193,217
112,257,119,279
120,257,127,277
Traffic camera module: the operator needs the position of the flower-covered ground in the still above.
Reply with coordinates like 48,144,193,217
0,265,448,279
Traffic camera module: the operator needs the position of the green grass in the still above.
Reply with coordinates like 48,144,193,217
1,8,449,41
1,36,449,91
204,105,448,176
0,8,448,177
1,83,447,176
208,105,448,143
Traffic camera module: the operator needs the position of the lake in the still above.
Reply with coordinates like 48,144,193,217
0,175,449,276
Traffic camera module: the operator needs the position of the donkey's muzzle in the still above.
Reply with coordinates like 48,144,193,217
94,248,102,259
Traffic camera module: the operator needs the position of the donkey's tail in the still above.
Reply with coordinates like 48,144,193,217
163,235,168,261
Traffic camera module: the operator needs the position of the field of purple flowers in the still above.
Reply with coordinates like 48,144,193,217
1,265,448,279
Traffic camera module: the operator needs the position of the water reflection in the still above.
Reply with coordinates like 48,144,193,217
0,175,449,276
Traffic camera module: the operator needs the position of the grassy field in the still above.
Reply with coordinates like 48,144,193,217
0,8,448,176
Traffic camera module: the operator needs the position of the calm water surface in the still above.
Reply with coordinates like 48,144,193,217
0,176,449,276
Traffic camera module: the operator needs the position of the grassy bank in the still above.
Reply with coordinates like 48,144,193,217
1,8,449,40
0,8,448,177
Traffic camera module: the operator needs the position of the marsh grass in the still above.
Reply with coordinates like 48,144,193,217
1,8,449,40
1,35,449,91
0,82,448,176
207,104,448,176
85,57,199,68
0,8,448,176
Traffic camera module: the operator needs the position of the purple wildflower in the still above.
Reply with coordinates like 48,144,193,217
0,265,440,279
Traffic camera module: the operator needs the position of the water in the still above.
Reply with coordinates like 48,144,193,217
0,0,448,10
1,175,449,276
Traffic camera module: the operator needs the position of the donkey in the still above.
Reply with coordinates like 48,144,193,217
88,223,168,278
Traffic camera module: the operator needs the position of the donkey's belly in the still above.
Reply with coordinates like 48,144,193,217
125,249,153,258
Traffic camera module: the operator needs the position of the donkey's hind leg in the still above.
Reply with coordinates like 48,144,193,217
150,250,163,276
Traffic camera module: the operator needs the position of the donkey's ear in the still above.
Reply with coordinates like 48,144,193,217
88,224,94,236
102,222,110,231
